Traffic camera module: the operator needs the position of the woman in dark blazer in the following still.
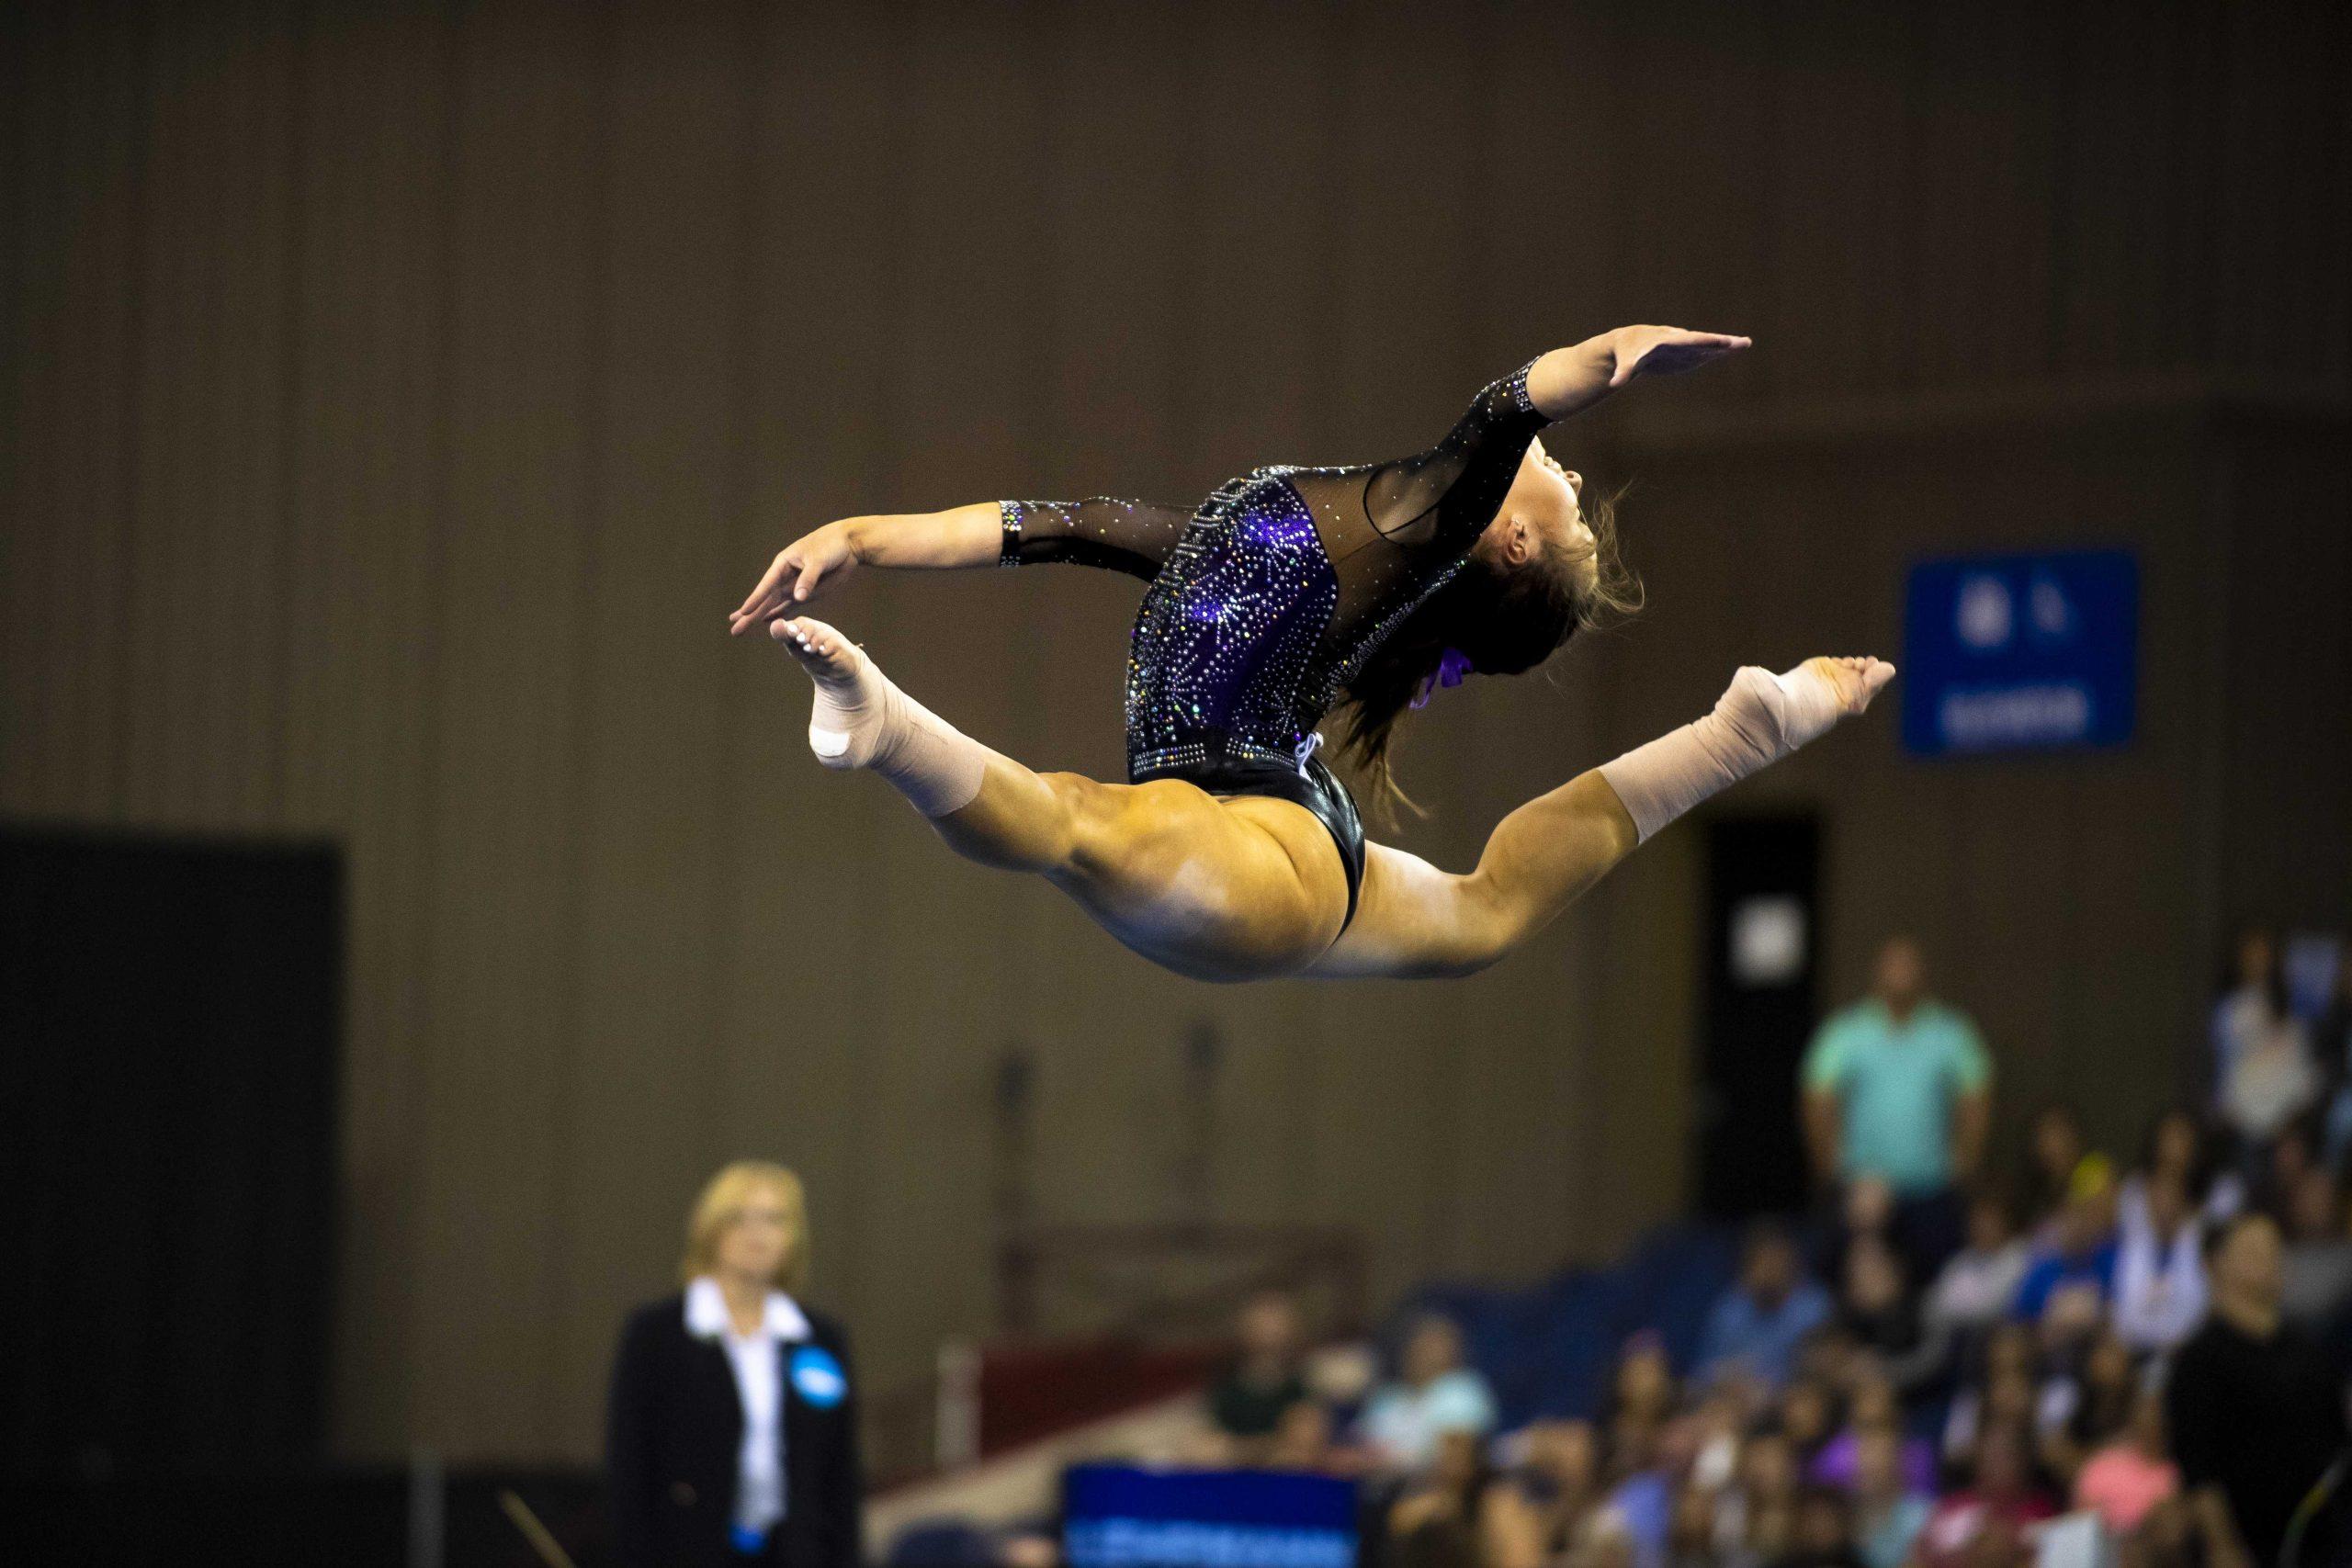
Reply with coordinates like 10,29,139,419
607,1161,863,1567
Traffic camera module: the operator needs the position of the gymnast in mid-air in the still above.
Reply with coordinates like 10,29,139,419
728,324,1894,984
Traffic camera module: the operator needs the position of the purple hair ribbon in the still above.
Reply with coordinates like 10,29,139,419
1411,648,1475,709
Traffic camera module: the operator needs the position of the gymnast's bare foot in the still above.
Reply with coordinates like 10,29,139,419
1801,655,1897,717
770,615,884,768
768,615,991,818
1718,656,1897,758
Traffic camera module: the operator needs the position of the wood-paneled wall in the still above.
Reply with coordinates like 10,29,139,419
5,0,2345,1463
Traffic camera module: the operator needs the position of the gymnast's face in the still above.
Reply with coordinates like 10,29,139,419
1484,436,1598,597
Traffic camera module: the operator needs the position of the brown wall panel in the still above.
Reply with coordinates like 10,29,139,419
407,0,607,1457
283,0,455,1454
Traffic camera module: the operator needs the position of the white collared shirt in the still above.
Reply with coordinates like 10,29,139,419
685,1276,812,1538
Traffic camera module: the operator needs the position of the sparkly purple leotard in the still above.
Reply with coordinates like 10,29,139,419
1000,361,1550,926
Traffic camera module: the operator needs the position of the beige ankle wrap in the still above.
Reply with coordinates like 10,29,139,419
1597,663,1847,843
794,631,989,818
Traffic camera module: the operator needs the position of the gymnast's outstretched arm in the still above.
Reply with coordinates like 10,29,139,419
729,504,992,629
729,327,1745,636
1338,326,1750,589
729,496,1191,634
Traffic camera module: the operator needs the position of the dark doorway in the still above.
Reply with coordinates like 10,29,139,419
1695,817,1821,1219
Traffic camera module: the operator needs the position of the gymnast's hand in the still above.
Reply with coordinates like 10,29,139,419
1601,324,1751,387
1530,327,1751,418
729,520,861,634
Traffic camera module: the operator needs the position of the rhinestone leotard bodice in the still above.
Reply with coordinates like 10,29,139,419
1000,361,1548,784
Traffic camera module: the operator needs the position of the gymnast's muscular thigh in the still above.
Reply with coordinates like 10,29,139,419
1046,782,1351,982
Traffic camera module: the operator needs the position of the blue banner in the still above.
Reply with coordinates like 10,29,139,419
1901,549,2138,757
1063,1464,1358,1568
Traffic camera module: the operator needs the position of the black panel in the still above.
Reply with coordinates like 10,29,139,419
0,828,342,1478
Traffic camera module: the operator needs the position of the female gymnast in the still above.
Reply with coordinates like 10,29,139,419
728,324,1894,984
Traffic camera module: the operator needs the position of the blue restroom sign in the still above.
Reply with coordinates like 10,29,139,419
1902,549,2137,757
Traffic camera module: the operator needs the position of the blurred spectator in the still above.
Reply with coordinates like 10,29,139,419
1302,1337,1378,1405
1700,1224,1835,1390
1713,1424,1800,1567
2072,1384,2180,1540
1577,1509,1643,1568
996,1532,1057,1568
1204,1291,1307,1457
2016,1103,2090,1241
2040,1326,2137,1481
2117,1503,2193,1568
1665,1480,1717,1568
1833,1236,1926,1383
1685,1382,1750,1495
1807,1365,1935,1495
1778,1378,1838,1466
1781,1484,1865,1568
1845,1424,1929,1568
2213,926,2318,1156
2248,1115,2322,1223
1939,1325,2038,1471
1601,1410,1679,1568
2121,1105,2242,1231
1802,937,1991,1270
1912,1424,2054,1568
1481,1419,1603,1568
1607,1331,1681,1429
1362,1313,1498,1471
1263,1397,1362,1477
2278,1165,2352,1332
1386,1427,1489,1568
2010,1157,2118,1337
1917,1190,2030,1382
1818,1174,1898,1284
2166,1212,2351,1568
2110,1170,2207,1353
1793,1323,1862,1395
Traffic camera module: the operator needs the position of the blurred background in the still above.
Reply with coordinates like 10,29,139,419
4,0,2347,1563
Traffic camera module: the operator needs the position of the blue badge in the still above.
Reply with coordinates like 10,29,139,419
790,1345,847,1408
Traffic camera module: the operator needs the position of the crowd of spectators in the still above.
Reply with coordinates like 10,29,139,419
1172,931,2352,1568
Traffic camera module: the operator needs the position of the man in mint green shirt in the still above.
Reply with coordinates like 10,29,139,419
1803,937,1992,1262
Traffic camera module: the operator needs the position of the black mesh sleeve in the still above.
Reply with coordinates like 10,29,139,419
998,497,1193,581
1355,359,1549,558
1273,360,1555,643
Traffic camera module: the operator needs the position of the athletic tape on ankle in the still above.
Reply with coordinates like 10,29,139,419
802,640,989,818
1598,667,1826,843
878,709,988,818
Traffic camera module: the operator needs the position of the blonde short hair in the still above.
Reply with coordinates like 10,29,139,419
679,1161,809,1292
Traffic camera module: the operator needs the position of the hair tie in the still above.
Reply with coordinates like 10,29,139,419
1411,648,1476,709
